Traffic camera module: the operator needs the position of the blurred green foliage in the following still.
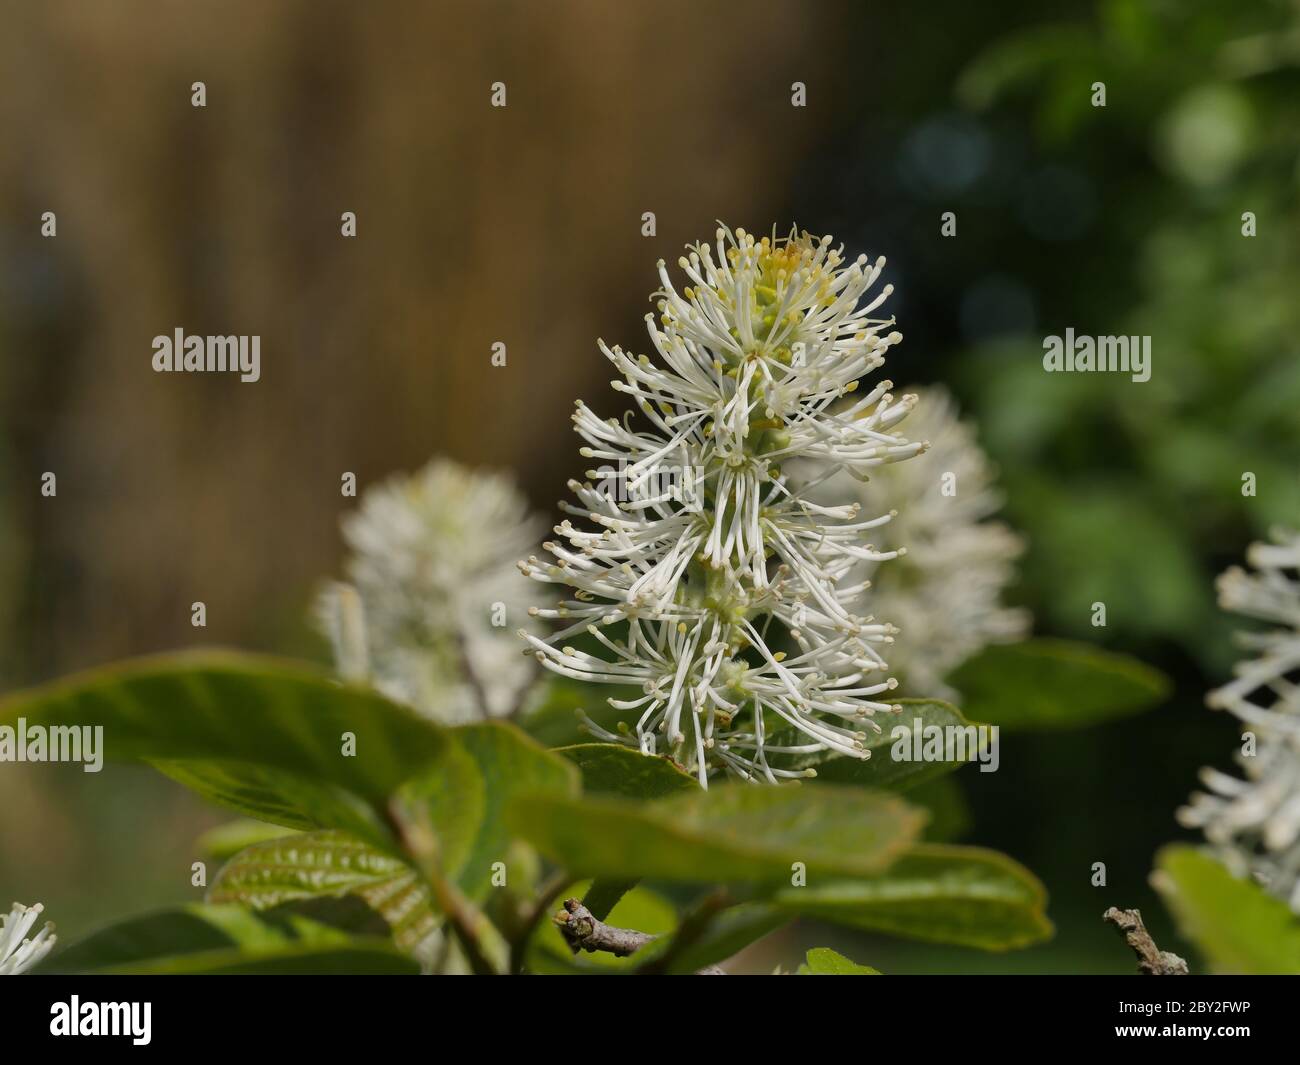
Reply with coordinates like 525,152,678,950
786,0,1300,974
1155,845,1300,974
952,0,1300,666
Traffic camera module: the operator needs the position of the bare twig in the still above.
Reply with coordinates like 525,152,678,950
1103,907,1189,975
556,897,658,957
554,895,728,974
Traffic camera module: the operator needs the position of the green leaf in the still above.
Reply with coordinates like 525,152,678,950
0,652,453,849
797,947,881,974
773,844,1052,951
947,638,1168,731
154,759,387,844
395,734,486,886
651,902,788,974
518,676,635,748
556,743,699,798
582,878,640,921
1153,845,1300,974
814,699,988,789
423,722,579,898
508,783,923,886
164,943,418,974
208,831,437,954
197,818,299,863
40,903,419,975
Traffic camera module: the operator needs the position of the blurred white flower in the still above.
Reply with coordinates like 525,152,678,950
317,459,545,724
0,901,56,975
1178,531,1300,911
520,225,923,784
804,386,1029,698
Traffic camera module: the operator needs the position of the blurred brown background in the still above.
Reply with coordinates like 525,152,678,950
0,0,841,681
0,0,849,942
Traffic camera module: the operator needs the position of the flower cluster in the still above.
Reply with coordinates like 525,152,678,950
1178,531,1300,911
0,901,56,976
317,459,545,724
519,226,923,785
799,386,1029,698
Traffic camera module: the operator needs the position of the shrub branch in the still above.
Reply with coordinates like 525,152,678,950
555,897,727,974
556,898,657,957
1103,906,1189,975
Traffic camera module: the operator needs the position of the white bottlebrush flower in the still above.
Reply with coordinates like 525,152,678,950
802,386,1029,698
1178,531,1300,911
520,225,924,785
317,459,545,724
0,901,56,975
